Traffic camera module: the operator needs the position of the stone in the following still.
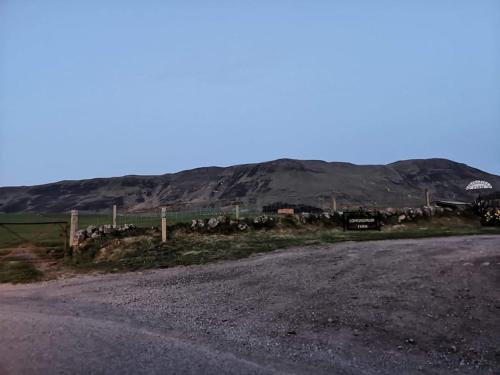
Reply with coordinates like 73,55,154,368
86,225,97,235
75,230,87,243
207,217,219,229
91,232,101,239
237,223,248,231
398,214,406,223
191,219,205,229
103,225,114,234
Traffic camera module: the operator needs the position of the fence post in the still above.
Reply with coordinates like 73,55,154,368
235,204,240,220
112,204,117,228
331,193,337,212
161,207,167,243
425,189,431,206
69,209,78,248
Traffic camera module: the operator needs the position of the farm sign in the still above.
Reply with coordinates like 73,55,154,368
343,211,380,231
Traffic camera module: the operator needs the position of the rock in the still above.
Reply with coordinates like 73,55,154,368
91,232,101,239
103,225,114,234
191,219,205,230
321,212,332,220
398,214,406,223
253,215,276,228
207,217,219,229
406,338,415,344
86,225,97,235
75,230,87,243
254,215,269,224
237,223,248,231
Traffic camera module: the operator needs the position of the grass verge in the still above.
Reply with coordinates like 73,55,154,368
0,256,42,283
70,222,500,274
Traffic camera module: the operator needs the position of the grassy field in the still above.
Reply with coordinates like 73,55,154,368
0,211,267,248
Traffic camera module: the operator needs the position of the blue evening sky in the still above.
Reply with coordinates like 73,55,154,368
1,1,499,186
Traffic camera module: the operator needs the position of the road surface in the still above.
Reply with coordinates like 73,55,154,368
1,235,499,374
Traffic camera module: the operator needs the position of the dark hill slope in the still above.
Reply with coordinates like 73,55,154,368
0,158,498,212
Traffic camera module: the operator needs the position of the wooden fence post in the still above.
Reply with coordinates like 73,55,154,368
425,189,431,206
235,204,240,220
112,204,117,228
331,193,337,212
70,209,78,248
161,207,167,243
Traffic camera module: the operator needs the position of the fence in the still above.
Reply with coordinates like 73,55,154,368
0,187,444,248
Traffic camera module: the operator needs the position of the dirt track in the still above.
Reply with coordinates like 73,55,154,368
0,235,499,374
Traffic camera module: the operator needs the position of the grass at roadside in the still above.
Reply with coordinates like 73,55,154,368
0,256,42,283
2,214,498,283
70,221,500,273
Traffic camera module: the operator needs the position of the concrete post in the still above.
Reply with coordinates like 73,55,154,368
161,207,167,243
425,189,431,207
235,204,240,221
331,193,337,212
70,209,78,248
112,204,117,228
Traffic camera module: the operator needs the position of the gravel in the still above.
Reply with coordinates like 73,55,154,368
1,235,499,374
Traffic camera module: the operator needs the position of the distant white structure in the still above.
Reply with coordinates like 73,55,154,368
465,180,493,190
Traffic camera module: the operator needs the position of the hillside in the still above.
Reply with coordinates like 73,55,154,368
1,158,499,213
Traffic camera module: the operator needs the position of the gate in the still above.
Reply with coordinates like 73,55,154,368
0,221,69,254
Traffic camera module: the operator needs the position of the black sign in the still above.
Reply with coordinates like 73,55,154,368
343,211,381,231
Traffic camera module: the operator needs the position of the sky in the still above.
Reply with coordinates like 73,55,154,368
1,0,499,186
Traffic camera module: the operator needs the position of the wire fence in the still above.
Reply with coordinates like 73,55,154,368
0,188,449,235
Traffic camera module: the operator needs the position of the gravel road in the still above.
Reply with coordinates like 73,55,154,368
1,235,499,374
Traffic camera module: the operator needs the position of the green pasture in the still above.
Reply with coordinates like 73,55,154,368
0,210,269,248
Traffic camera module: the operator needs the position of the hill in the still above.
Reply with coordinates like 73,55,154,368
1,158,499,212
